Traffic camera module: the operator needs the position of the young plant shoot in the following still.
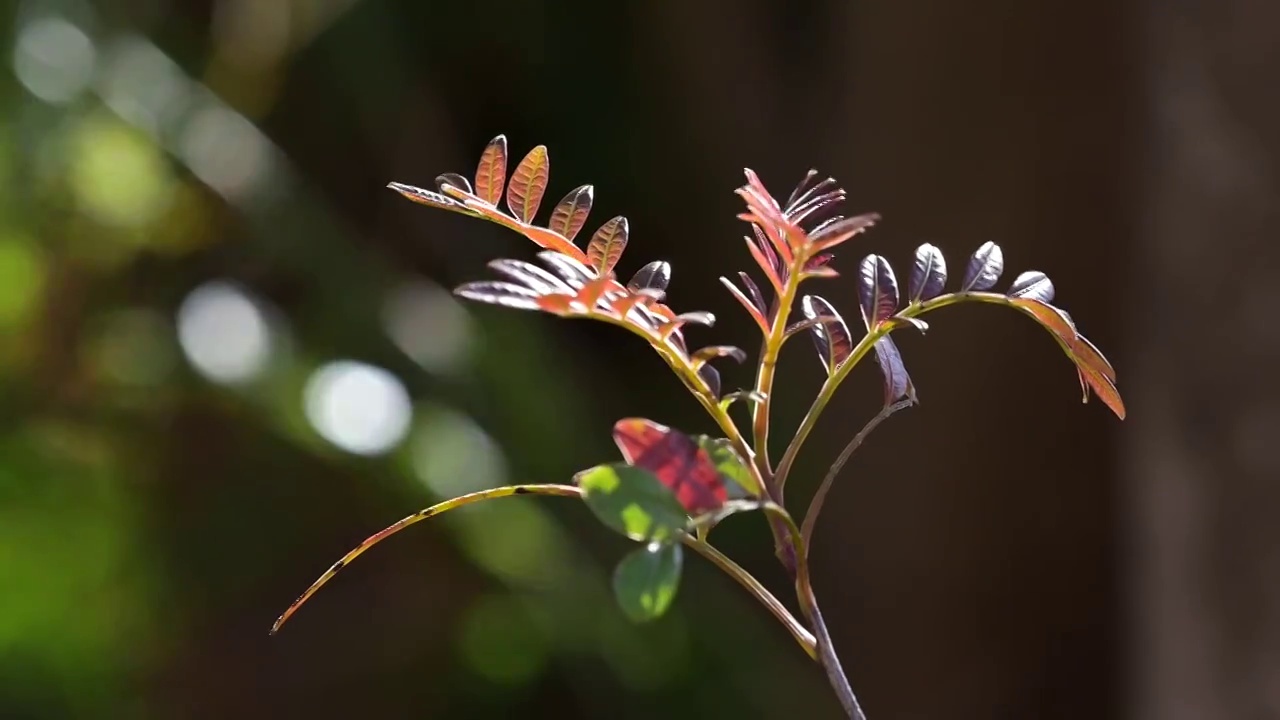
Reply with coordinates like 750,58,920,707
272,136,1125,719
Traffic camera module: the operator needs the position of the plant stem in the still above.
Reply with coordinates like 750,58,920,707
751,264,804,485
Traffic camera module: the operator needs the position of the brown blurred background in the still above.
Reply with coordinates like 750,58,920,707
2,0,1276,718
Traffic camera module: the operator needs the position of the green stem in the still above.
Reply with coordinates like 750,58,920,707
751,263,805,488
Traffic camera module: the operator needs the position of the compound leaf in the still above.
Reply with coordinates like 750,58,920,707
857,254,899,329
612,418,729,514
547,184,594,241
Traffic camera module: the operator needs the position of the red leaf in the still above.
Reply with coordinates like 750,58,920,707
474,135,508,205
611,418,728,515
719,277,770,333
586,216,629,275
547,184,593,242
746,235,785,295
808,213,878,252
506,145,550,222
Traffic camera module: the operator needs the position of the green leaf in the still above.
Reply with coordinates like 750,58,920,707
694,436,756,499
612,542,683,622
576,463,689,542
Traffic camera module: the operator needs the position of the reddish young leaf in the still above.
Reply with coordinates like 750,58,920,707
788,189,846,227
387,182,469,213
1070,333,1117,382
1074,356,1126,419
908,243,948,303
537,251,596,289
809,213,879,252
536,294,575,314
547,184,594,242
738,272,767,316
961,241,1004,292
801,295,853,374
576,276,611,311
873,335,916,405
521,225,589,260
784,169,825,211
719,277,770,333
1008,270,1055,303
474,135,508,205
746,236,785,295
751,225,782,276
506,145,550,222
587,216,629,275
857,254,899,329
1010,298,1076,345
611,418,729,514
435,172,472,194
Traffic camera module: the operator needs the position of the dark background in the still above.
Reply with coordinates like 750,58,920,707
2,0,1276,718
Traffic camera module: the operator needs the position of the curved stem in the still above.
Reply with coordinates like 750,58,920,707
760,503,866,719
800,398,913,546
751,264,805,487
685,535,816,658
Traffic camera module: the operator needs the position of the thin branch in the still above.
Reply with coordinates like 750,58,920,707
801,399,914,546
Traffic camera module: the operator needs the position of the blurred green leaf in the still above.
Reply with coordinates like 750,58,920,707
577,463,687,542
612,542,683,623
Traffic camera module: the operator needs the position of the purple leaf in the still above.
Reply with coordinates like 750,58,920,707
801,295,853,374
908,243,948,303
698,364,721,399
1008,270,1055,303
435,172,473,194
857,254,899,329
960,241,1004,292
627,260,671,295
810,213,879,252
873,336,916,405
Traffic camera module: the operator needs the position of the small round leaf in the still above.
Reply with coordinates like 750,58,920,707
576,463,689,542
612,542,683,622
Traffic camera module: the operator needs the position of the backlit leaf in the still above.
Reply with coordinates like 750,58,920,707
719,277,769,333
547,184,593,241
537,250,596,289
506,145,550,222
435,172,472,194
387,182,469,212
1010,298,1076,345
1070,333,1117,382
1008,270,1055,303
908,243,947,303
745,235,785,295
454,281,540,311
809,213,879,252
692,345,748,365
693,436,755,499
612,418,729,514
627,260,670,294
1075,357,1126,419
613,542,683,622
873,336,916,405
488,258,571,294
587,216,629,275
474,135,508,205
857,254,899,329
738,272,767,315
576,463,688,542
801,295,852,373
960,241,1004,292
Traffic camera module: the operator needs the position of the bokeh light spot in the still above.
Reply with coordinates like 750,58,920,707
411,405,506,498
303,360,411,456
382,281,473,375
70,115,172,229
176,281,272,386
457,593,549,686
13,16,96,104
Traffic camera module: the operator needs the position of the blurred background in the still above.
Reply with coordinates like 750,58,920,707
2,0,1277,718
